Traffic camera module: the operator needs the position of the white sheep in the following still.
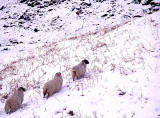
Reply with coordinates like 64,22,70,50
4,87,26,114
71,59,89,81
43,72,63,98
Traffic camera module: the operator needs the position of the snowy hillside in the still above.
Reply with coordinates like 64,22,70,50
0,0,160,118
0,0,159,55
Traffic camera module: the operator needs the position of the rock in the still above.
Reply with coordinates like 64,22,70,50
9,39,23,45
19,14,31,21
3,48,9,51
3,25,10,28
20,0,68,7
152,7,160,12
48,9,53,11
33,1,39,5
80,2,91,7
20,0,27,3
0,6,5,10
93,0,107,2
68,110,74,116
133,15,142,18
133,0,141,4
119,91,126,96
76,10,83,15
34,28,39,32
9,40,20,45
28,3,35,7
101,14,108,17
123,15,131,18
142,0,153,5
110,14,114,16
150,2,160,7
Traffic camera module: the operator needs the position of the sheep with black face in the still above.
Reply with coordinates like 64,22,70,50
43,72,63,98
71,59,89,81
5,87,26,114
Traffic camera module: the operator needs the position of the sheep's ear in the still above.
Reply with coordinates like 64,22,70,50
19,87,26,92
82,59,89,64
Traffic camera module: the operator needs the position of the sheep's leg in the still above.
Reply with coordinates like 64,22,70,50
47,92,52,99
43,89,47,98
5,104,11,114
47,94,49,99
72,71,76,81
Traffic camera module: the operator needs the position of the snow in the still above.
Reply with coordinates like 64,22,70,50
0,0,160,118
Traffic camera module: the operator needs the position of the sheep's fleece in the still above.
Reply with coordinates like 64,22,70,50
5,87,26,114
72,59,89,81
43,72,63,98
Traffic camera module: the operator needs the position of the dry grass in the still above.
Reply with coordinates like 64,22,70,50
0,17,157,102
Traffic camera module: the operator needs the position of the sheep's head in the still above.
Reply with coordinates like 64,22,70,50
82,59,89,64
18,87,26,92
55,72,62,78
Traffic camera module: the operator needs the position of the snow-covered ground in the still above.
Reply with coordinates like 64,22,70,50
0,0,160,118
0,0,159,55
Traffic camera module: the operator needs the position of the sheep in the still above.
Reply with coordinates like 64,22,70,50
43,72,63,98
4,87,26,114
71,59,89,81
